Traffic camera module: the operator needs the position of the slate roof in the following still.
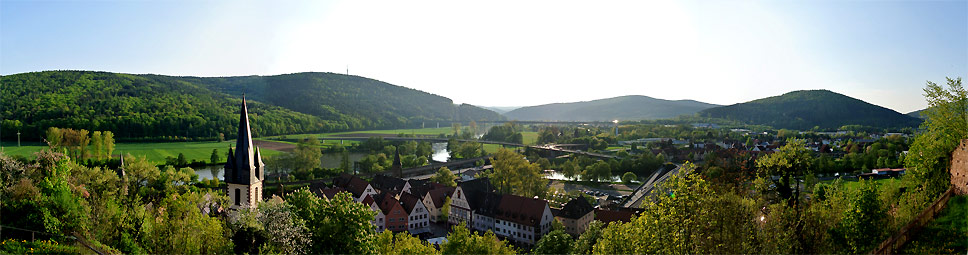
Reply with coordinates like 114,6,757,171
371,174,407,192
475,192,504,218
457,177,494,209
558,197,594,219
224,96,265,184
426,187,456,208
333,173,371,197
594,208,641,225
399,192,424,214
496,194,548,227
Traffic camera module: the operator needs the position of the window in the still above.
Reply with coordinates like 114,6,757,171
234,189,241,206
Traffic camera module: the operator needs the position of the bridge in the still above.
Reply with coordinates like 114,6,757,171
315,136,617,159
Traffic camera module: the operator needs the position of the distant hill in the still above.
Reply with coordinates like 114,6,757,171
907,108,930,119
698,90,922,130
481,106,522,114
0,71,504,140
503,95,720,121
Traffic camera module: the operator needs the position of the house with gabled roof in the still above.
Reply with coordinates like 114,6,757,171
554,197,595,235
422,186,455,223
471,192,503,233
493,194,554,245
399,192,430,234
376,192,408,232
371,174,407,193
448,177,494,225
361,195,386,232
333,173,378,202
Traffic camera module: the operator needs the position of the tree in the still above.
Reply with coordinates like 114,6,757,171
594,164,759,254
46,127,62,147
339,150,351,173
561,160,580,181
621,172,637,184
585,161,612,182
210,149,220,164
140,191,231,254
906,77,966,197
756,139,811,207
91,131,104,160
373,231,440,255
536,158,551,170
533,229,573,255
440,196,453,222
441,222,515,255
230,198,312,254
416,142,433,158
832,180,886,253
293,137,322,174
488,148,547,198
287,189,376,254
431,167,457,187
103,131,115,159
571,220,604,255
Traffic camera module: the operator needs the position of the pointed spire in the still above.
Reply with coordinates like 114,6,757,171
392,147,403,178
227,95,262,184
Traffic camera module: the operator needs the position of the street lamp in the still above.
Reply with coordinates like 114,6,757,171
16,131,20,147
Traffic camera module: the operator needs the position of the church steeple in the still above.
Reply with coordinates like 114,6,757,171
225,95,265,210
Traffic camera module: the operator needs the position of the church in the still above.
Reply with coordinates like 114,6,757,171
224,96,265,210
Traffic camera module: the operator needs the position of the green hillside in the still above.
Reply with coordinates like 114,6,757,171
698,90,922,130
0,71,503,141
503,95,720,121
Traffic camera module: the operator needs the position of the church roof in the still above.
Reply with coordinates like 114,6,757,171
224,95,264,185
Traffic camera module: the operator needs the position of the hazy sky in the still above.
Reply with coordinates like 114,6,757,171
2,0,965,113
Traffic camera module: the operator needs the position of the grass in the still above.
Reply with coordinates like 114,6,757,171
265,127,455,139
0,141,283,165
521,131,538,145
901,195,968,254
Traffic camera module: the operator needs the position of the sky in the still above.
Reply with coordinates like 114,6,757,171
1,0,965,113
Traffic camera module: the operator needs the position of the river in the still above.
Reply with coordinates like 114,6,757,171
196,142,451,180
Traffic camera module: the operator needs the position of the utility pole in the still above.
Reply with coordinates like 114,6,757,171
17,131,20,147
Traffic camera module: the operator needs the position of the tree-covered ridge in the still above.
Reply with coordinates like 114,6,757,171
1,71,329,141
698,90,922,130
1,71,504,141
504,95,720,121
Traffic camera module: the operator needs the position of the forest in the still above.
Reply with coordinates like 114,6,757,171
0,71,505,142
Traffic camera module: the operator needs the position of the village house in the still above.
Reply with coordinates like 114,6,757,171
554,197,596,236
333,173,378,202
361,195,386,232
400,192,431,234
422,186,455,222
376,192,408,232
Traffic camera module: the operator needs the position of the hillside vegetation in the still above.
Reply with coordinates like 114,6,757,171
504,95,720,121
0,71,503,141
698,90,922,130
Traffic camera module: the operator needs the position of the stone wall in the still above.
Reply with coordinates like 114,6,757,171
952,139,968,195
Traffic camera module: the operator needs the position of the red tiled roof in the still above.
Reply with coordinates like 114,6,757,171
496,194,548,227
426,187,455,209
595,209,636,225
399,192,423,214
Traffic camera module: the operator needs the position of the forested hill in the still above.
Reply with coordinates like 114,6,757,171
0,71,504,141
698,90,922,130
503,95,720,121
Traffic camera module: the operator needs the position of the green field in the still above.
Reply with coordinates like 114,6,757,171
522,131,538,145
266,127,455,139
0,141,282,164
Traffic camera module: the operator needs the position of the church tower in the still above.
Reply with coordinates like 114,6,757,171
224,96,265,210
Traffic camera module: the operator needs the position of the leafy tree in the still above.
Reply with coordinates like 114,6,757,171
594,164,759,254
440,196,453,222
621,171,637,184
103,131,115,159
906,77,966,197
570,220,604,255
756,139,811,207
287,188,376,254
416,142,434,158
210,149,220,164
430,167,457,187
373,231,439,255
832,180,886,253
585,161,612,182
92,131,104,160
294,137,322,173
533,229,573,255
440,222,515,255
561,160,581,181
231,198,312,254
488,148,547,198
139,191,231,254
